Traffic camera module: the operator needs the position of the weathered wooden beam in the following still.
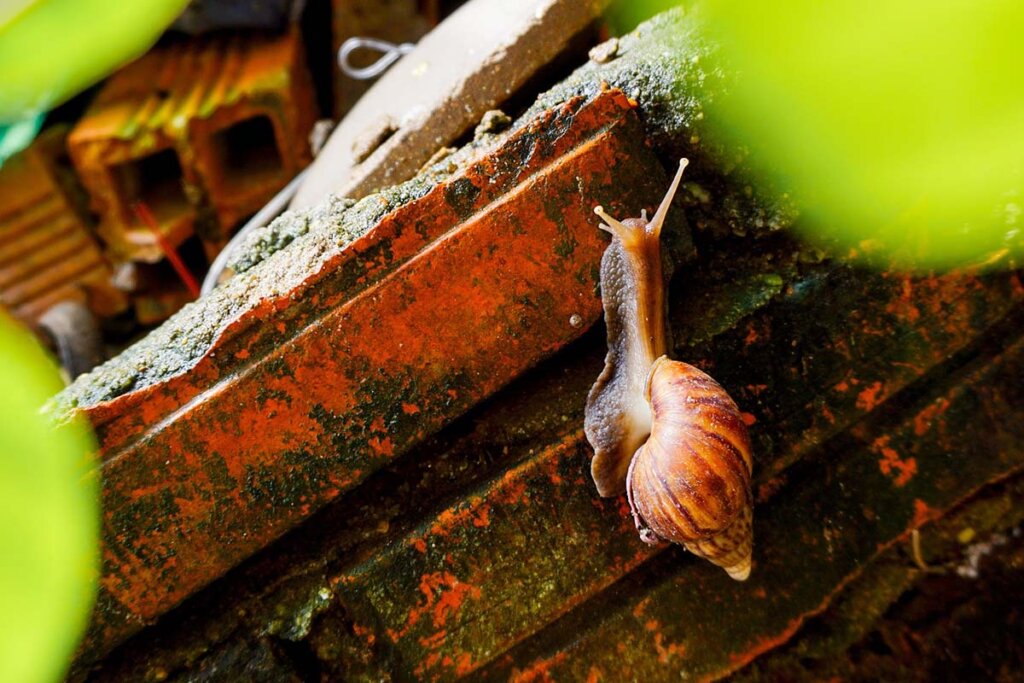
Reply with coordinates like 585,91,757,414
63,90,677,660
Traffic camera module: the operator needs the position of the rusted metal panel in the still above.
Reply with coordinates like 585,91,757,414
71,90,673,658
67,31,316,264
485,327,1024,682
0,126,126,325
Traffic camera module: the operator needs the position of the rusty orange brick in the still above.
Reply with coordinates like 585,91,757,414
0,126,126,325
324,261,1024,679
62,90,672,659
67,31,316,264
486,329,1024,682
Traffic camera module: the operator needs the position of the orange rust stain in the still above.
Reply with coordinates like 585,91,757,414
510,651,568,683
885,279,921,323
402,402,421,415
370,416,386,432
432,577,481,628
351,622,376,645
746,384,768,396
744,323,759,345
417,652,442,675
754,587,768,598
494,474,530,506
541,452,565,485
586,667,603,683
834,379,850,393
653,631,686,664
430,497,489,536
368,436,394,457
471,504,491,528
412,537,428,553
454,651,476,676
234,349,250,360
913,397,951,436
873,436,918,487
632,596,651,617
856,381,885,411
419,630,447,649
387,571,480,643
912,498,941,528
741,412,757,426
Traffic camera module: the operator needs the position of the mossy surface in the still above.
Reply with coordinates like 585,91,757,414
55,6,788,416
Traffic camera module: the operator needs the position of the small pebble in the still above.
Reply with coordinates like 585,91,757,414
589,37,620,64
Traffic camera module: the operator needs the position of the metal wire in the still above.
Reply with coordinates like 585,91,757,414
338,37,415,80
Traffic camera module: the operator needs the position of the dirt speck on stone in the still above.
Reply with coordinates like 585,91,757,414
352,116,398,163
588,37,619,64
474,110,512,139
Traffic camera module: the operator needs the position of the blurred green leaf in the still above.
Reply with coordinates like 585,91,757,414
0,0,189,123
0,114,43,166
612,0,1024,268
0,315,98,683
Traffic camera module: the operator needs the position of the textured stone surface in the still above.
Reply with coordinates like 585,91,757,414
71,8,1024,681
64,90,680,667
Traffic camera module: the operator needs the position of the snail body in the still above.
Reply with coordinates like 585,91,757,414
585,159,755,580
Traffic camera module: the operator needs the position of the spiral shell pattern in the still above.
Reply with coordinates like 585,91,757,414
626,356,754,580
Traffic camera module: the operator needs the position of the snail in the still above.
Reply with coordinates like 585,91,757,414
584,159,754,580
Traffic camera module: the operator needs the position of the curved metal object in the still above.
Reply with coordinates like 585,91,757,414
290,0,610,209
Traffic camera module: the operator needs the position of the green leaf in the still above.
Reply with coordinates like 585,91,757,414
611,0,1024,269
0,315,99,683
0,0,189,123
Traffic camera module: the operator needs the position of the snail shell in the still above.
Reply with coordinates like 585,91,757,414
626,356,754,580
585,159,755,580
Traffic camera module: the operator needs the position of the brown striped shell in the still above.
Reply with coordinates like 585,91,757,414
626,356,754,580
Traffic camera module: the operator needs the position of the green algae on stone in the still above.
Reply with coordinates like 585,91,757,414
52,6,789,417
229,195,357,275
528,5,798,239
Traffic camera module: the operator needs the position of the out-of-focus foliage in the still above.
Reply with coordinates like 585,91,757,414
0,315,99,683
611,0,1024,269
0,0,189,124
0,114,43,166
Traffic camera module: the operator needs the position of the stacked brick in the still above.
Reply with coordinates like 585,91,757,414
68,30,316,264
0,126,125,326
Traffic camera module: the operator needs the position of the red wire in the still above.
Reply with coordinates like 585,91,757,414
131,202,201,299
